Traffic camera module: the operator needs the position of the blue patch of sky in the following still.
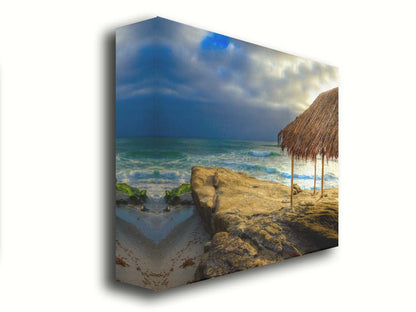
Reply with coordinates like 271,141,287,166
201,33,230,50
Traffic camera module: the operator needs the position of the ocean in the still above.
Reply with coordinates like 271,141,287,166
116,136,339,242
116,136,338,199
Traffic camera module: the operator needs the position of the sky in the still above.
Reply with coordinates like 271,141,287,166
116,17,338,141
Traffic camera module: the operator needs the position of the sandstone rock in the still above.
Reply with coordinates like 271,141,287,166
292,184,302,195
196,232,276,279
191,166,338,280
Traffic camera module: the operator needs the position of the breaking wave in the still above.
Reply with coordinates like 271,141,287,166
249,151,280,157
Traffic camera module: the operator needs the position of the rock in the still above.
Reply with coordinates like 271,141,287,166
115,257,129,267
191,166,338,280
196,232,276,280
115,190,129,205
165,183,193,205
115,182,147,206
140,205,149,212
213,170,220,188
292,184,302,195
180,259,195,268
177,192,194,205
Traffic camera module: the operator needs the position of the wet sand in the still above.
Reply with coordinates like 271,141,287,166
115,208,210,291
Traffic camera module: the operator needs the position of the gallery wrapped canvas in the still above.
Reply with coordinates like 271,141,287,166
115,17,338,291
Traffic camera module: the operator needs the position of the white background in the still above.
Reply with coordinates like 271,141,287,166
1,0,415,311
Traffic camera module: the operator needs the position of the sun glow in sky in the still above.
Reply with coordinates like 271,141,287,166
116,17,338,141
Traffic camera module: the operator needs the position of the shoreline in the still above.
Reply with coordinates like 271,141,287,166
115,166,338,290
115,208,210,291
116,137,339,196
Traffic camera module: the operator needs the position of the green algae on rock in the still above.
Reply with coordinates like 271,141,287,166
116,182,147,205
165,183,193,205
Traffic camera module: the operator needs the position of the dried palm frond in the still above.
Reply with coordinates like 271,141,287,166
278,87,338,160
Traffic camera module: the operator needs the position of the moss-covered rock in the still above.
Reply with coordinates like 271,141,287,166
116,182,147,205
165,183,193,205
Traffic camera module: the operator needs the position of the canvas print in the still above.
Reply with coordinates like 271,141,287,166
115,17,339,291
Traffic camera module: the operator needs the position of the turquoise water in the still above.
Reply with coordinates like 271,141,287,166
116,137,338,198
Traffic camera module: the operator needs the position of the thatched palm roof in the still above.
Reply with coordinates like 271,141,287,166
278,87,338,160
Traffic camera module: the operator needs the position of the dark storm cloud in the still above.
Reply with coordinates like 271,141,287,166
116,17,338,140
155,96,293,141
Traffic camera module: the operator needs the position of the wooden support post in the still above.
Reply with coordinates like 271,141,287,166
313,158,317,195
321,153,325,198
290,154,294,212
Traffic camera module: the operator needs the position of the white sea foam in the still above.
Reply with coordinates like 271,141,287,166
116,137,339,197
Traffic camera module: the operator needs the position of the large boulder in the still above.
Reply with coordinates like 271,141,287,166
196,232,275,279
191,166,338,280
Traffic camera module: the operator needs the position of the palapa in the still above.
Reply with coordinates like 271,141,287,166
278,87,338,210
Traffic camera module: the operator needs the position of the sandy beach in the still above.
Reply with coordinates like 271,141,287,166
115,166,338,289
115,207,210,291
